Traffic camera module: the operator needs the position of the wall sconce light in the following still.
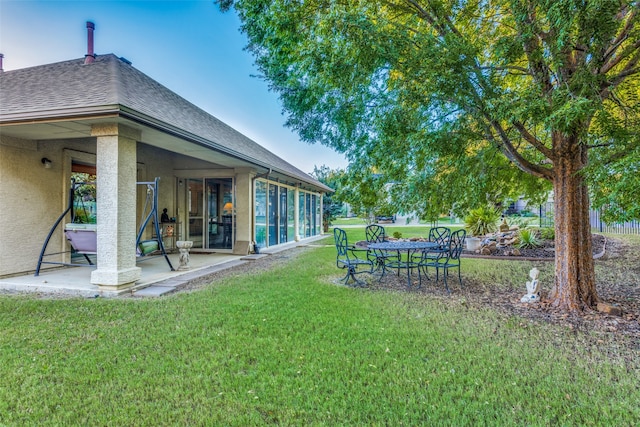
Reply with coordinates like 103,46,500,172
41,157,52,169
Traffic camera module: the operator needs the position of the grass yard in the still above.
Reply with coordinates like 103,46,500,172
1,228,639,425
330,216,368,226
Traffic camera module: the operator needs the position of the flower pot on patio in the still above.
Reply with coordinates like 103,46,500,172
466,237,482,251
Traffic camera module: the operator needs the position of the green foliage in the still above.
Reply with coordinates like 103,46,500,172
392,231,402,239
518,228,542,249
218,1,639,211
539,227,556,241
506,216,528,229
464,206,501,236
311,165,345,228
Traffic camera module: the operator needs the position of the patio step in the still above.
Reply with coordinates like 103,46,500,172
133,259,249,297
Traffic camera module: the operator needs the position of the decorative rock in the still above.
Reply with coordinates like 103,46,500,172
597,302,623,317
509,225,520,231
511,248,521,256
499,219,510,232
480,247,492,255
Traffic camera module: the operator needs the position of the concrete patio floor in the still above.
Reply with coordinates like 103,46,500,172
0,235,329,298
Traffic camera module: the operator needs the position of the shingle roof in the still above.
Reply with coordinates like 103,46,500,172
0,54,331,192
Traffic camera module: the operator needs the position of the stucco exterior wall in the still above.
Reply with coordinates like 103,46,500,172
0,135,66,276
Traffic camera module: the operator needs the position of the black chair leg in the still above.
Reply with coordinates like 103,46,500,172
443,269,451,293
341,268,352,285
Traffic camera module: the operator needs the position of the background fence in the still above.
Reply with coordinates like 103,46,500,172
589,209,640,235
537,202,640,235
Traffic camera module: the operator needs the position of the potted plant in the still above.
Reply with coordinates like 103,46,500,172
464,206,501,250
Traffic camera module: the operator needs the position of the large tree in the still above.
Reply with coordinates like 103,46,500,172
311,165,347,230
219,0,640,311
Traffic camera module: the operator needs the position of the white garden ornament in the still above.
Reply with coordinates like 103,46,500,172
521,267,541,303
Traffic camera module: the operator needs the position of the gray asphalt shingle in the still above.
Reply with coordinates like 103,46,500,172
0,54,332,191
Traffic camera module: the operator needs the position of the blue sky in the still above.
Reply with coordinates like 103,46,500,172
0,0,348,174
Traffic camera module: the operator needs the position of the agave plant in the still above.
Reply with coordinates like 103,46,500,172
464,206,501,237
518,228,541,249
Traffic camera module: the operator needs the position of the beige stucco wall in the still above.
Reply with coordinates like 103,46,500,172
0,135,67,276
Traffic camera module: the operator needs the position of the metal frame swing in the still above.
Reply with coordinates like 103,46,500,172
35,179,96,276
35,177,174,276
135,178,174,271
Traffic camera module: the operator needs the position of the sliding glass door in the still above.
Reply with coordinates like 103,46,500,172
187,178,234,250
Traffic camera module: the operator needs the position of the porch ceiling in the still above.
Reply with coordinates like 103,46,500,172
0,116,259,170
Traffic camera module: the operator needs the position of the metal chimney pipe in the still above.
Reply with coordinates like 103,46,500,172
84,21,96,64
0,54,4,72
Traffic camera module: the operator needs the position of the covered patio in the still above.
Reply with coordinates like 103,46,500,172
0,236,327,297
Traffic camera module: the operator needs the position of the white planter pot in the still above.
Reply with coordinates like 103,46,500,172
466,237,482,251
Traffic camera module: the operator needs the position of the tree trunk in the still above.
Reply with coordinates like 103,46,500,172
548,144,599,311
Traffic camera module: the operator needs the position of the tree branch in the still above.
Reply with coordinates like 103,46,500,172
601,6,638,68
601,38,640,74
479,65,530,73
601,49,640,98
513,121,554,159
585,143,615,149
487,120,554,181
516,7,554,96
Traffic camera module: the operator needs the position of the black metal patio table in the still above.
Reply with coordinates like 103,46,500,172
367,240,441,287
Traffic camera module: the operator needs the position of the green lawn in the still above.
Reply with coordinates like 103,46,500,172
330,216,368,226
1,229,638,425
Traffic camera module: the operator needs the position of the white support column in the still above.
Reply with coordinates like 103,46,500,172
90,123,142,291
319,192,324,234
233,168,253,255
294,187,300,241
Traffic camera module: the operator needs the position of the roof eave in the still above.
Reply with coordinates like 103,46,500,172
0,105,332,193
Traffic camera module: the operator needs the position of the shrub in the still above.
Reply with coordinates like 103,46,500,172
507,216,529,228
539,227,555,240
518,228,541,248
464,206,501,236
393,231,402,239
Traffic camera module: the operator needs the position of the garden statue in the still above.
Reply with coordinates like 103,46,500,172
520,267,541,303
176,240,193,270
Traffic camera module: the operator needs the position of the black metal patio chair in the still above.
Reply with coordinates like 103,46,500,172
412,226,451,272
365,224,399,273
334,228,373,286
419,229,466,293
